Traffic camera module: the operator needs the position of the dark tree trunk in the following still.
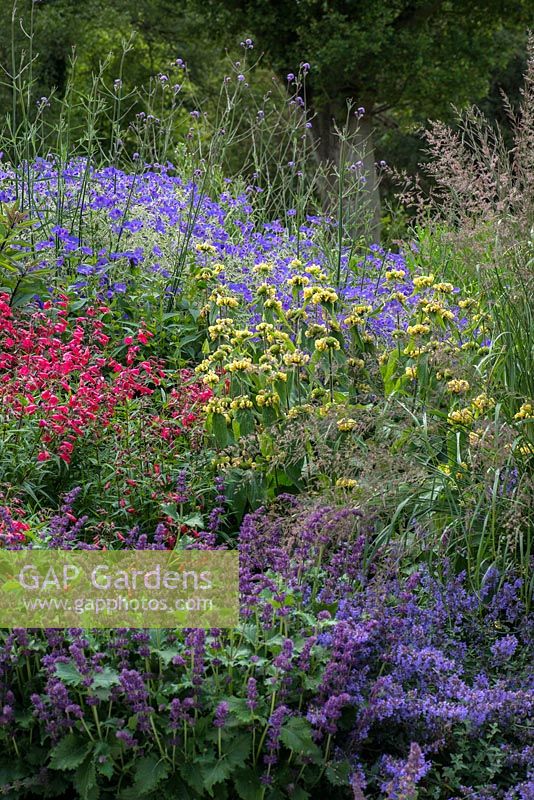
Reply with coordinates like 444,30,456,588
310,106,381,242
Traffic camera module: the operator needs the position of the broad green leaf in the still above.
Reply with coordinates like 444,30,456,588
211,412,229,447
279,717,321,760
291,788,311,800
225,734,251,767
161,774,193,798
183,513,205,528
236,409,255,436
50,736,93,771
201,757,233,794
54,662,83,687
233,768,263,800
120,756,169,799
98,760,114,780
325,759,352,786
94,744,115,780
153,646,181,665
225,697,255,724
92,667,120,690
161,503,179,521
180,762,205,794
73,754,98,800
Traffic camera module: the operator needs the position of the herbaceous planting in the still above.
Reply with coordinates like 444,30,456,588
0,5,532,799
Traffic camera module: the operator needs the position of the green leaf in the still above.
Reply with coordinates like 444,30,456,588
201,757,233,794
73,754,98,800
161,774,193,798
236,409,255,436
92,667,120,690
245,475,266,508
153,646,181,665
233,768,263,800
279,717,321,760
211,412,229,447
380,348,400,396
225,697,255,724
94,742,114,780
261,406,278,426
0,759,29,785
325,759,352,787
225,734,251,767
54,662,83,686
50,735,93,771
183,513,205,528
180,763,205,794
120,756,170,798
126,714,138,731
227,480,248,521
161,503,179,521
97,760,114,780
291,788,310,800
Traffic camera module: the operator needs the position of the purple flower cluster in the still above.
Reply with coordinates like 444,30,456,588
0,158,431,341
213,700,230,728
0,499,531,796
237,499,533,794
42,487,90,549
381,742,431,800
118,668,153,731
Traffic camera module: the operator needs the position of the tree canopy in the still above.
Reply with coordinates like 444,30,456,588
200,0,531,120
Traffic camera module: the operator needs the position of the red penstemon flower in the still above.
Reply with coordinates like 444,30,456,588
0,295,165,463
0,496,30,544
147,369,213,443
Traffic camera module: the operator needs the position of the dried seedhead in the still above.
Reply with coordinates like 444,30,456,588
394,35,534,256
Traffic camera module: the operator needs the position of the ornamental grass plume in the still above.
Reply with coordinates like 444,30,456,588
393,35,534,256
